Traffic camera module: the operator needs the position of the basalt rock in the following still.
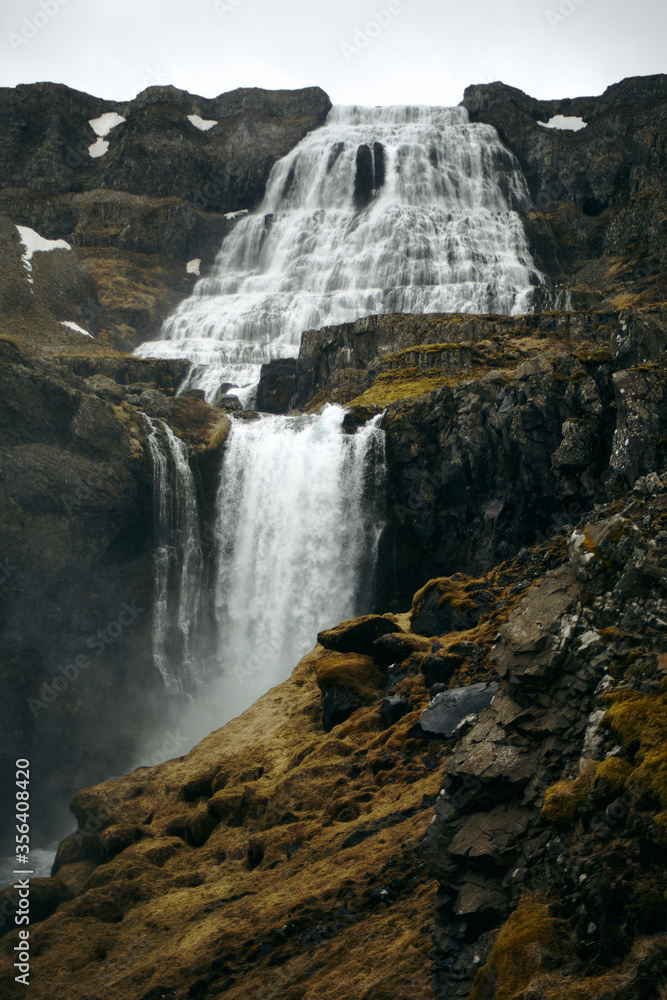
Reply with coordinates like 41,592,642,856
462,75,667,308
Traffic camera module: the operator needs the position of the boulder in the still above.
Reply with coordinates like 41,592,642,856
317,614,404,657
419,682,498,738
370,631,430,667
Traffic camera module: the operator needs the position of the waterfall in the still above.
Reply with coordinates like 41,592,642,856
141,415,204,695
207,405,385,718
135,104,542,402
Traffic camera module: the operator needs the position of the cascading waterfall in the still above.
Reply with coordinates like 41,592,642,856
191,405,386,724
136,103,545,727
141,415,204,695
136,104,543,402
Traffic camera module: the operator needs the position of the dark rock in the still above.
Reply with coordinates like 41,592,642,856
256,358,297,414
321,685,368,732
354,144,374,208
317,614,404,656
380,696,410,727
371,631,430,667
421,653,461,689
214,394,243,412
419,683,499,738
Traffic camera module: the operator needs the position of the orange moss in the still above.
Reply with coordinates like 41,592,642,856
315,652,385,700
541,761,598,827
469,897,566,1000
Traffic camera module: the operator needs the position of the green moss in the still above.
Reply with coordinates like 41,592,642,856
599,626,623,642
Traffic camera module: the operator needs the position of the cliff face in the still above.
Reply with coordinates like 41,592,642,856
0,337,235,849
0,82,331,349
462,75,667,310
261,305,667,603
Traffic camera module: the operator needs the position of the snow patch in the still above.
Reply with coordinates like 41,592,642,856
16,225,71,285
61,321,94,339
89,112,126,137
186,259,201,275
187,114,217,132
88,137,109,158
537,115,587,131
88,112,125,158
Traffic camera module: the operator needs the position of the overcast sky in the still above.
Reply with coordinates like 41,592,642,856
0,0,664,107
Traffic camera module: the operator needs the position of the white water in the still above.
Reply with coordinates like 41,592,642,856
135,104,542,401
186,405,386,723
142,415,204,694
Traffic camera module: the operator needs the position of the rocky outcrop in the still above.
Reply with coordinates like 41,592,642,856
462,75,667,309
0,82,331,349
278,305,667,603
0,339,230,853
6,476,666,999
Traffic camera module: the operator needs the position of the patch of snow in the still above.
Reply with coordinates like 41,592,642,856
187,114,217,132
15,225,71,285
224,209,249,220
186,258,201,275
61,321,94,339
88,137,110,158
88,112,126,137
537,115,587,131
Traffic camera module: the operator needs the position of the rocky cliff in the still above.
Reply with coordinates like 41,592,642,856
0,82,331,350
0,80,330,851
462,75,667,311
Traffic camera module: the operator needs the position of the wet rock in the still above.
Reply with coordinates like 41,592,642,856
256,358,297,414
214,394,243,412
419,682,498,738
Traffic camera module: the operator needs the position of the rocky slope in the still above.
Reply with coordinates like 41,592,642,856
2,481,666,999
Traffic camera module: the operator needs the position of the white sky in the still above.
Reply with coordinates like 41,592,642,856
0,0,664,107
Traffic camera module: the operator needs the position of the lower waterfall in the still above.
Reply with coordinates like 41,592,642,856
172,405,386,738
142,414,204,696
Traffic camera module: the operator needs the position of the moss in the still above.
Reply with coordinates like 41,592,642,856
575,348,614,364
541,761,598,827
469,897,566,1000
603,690,667,810
599,626,622,642
315,652,385,701
594,756,633,794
